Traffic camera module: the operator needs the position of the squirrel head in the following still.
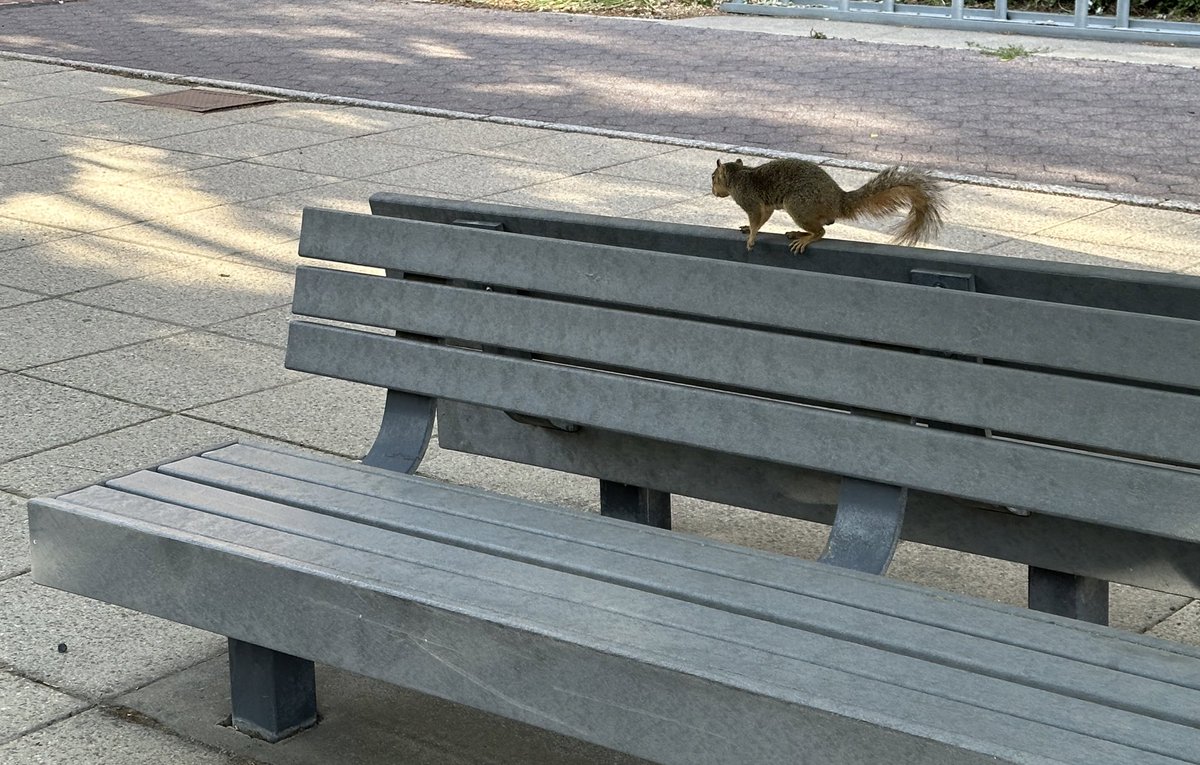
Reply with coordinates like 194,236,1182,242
712,159,743,198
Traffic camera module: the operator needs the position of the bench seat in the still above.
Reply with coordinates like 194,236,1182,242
29,441,1200,765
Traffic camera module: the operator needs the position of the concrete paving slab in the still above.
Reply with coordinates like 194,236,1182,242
980,234,1200,272
68,257,295,326
595,146,743,187
367,153,573,198
0,707,245,764
0,217,78,254
1,491,32,580
640,194,756,230
0,286,41,309
251,103,446,137
0,183,225,235
0,574,225,700
0,670,87,744
0,95,133,129
0,299,180,371
369,119,552,152
0,124,124,163
216,240,301,274
483,173,698,216
0,60,66,80
121,161,338,204
94,204,302,258
0,87,43,107
1149,600,1200,648
31,331,305,411
238,179,450,218
486,132,673,173
1,69,178,101
146,122,337,161
186,377,385,459
118,655,650,765
1038,204,1200,257
0,144,226,195
249,135,454,179
0,375,158,462
207,306,291,348
0,236,214,296
50,106,252,143
0,415,246,498
940,184,1116,236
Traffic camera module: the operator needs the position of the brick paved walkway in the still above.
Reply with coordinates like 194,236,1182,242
2,0,1198,205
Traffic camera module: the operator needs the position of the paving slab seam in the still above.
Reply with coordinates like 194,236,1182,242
4,49,1198,215
0,565,29,585
0,407,177,470
1141,599,1199,635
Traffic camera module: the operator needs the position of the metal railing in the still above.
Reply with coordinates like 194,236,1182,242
719,0,1200,46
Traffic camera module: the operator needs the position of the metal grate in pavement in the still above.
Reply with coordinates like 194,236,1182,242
119,88,277,113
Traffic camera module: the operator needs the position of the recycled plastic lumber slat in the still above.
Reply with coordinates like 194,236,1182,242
434,402,1200,597
104,465,1200,759
284,321,1200,540
27,484,1200,765
145,451,1200,717
292,267,1200,465
368,192,1200,320
190,443,1200,681
297,209,1200,389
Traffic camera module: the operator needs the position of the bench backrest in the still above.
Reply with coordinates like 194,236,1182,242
289,203,1200,596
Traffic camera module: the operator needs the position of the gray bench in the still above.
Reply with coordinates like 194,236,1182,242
27,199,1200,764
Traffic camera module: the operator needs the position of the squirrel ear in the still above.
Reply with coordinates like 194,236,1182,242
735,159,744,166
716,159,723,168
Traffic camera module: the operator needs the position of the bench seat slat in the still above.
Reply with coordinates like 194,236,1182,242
205,443,1200,665
92,467,1200,759
284,322,1200,540
29,479,1200,764
297,209,1200,390
293,267,1200,466
133,452,1200,718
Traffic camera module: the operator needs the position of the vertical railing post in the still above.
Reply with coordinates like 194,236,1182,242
1115,0,1131,27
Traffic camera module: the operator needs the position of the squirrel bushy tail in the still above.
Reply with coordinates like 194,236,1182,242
841,167,946,246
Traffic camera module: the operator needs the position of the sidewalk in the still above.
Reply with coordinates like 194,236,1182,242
1,56,1198,764
1,0,1198,207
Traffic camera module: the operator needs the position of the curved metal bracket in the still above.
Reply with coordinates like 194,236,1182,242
819,478,908,575
361,390,436,474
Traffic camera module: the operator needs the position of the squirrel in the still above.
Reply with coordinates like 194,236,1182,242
711,158,946,254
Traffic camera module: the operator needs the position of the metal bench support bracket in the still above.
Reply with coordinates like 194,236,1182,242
820,478,908,574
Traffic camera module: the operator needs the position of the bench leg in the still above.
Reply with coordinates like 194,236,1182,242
600,480,671,529
1027,567,1109,625
228,638,318,742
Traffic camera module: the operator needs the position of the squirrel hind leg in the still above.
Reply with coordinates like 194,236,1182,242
785,225,825,255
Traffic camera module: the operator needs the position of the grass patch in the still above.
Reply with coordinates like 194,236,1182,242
966,41,1050,60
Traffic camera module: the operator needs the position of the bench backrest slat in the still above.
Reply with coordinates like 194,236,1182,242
370,192,1200,320
293,266,1200,467
298,209,1200,391
285,321,1200,541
